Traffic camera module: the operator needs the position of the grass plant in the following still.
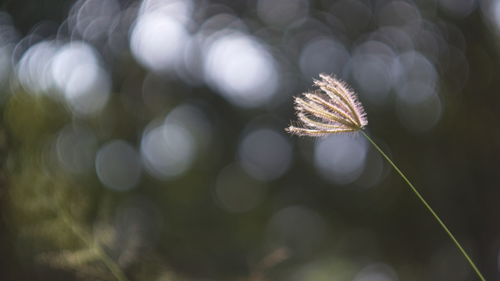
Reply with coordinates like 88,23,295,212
286,74,486,281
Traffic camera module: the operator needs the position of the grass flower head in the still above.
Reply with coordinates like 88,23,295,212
286,74,367,136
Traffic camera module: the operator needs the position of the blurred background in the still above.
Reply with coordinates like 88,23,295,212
1,0,500,280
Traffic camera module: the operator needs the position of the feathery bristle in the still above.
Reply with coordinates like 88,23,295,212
286,74,367,137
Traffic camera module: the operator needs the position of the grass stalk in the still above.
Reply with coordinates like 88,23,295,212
360,130,486,281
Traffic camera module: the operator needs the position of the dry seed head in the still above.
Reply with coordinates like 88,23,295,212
286,74,367,136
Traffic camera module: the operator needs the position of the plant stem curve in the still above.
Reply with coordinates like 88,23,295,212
360,130,486,281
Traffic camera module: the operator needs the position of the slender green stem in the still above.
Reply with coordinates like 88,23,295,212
360,130,486,281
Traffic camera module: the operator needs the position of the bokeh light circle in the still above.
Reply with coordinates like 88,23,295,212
203,31,279,108
96,140,142,191
314,134,368,185
238,128,292,181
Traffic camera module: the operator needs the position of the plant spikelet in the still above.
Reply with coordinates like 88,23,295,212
286,74,367,136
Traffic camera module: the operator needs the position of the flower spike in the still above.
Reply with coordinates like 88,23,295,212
286,74,367,136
